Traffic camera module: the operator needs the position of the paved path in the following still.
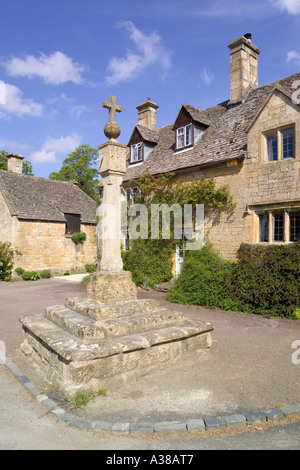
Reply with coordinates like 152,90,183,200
1,278,300,449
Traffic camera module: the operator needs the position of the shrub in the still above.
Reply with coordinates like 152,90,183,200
15,267,25,276
64,270,70,276
122,238,173,289
166,245,238,310
40,270,51,279
227,243,300,318
85,263,97,273
71,232,86,244
167,242,300,319
22,271,40,281
0,242,14,281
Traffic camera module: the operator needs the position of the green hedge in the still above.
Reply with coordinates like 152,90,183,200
166,245,238,311
122,238,173,289
167,243,300,319
227,243,300,318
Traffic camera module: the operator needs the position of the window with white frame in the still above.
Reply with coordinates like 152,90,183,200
130,142,143,163
176,124,193,150
266,127,295,162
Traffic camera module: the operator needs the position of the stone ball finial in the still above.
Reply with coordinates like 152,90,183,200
104,121,121,140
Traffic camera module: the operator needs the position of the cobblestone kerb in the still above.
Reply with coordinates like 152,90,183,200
6,358,300,436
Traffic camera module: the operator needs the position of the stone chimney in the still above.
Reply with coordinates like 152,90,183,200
228,34,261,105
136,98,159,129
7,154,24,174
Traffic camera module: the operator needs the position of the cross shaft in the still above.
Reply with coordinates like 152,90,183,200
102,95,122,123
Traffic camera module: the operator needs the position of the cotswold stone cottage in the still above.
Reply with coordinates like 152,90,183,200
123,34,300,270
0,154,97,277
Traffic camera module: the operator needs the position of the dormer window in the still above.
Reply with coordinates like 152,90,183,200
176,124,193,150
173,104,209,153
130,142,143,163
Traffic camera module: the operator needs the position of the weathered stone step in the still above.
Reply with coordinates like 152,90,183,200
44,305,106,343
44,305,186,343
20,313,213,363
65,297,162,321
114,309,185,336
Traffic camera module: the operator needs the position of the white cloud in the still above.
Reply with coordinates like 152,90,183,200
0,82,43,118
1,51,86,85
269,0,300,14
69,104,88,119
200,66,214,86
0,80,5,105
0,137,29,152
59,93,88,118
30,133,81,163
287,50,300,63
106,21,171,85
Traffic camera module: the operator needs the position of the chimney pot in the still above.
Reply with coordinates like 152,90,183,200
228,35,261,105
136,98,159,129
7,154,24,174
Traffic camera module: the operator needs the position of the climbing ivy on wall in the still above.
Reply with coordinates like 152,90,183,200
127,172,235,212
122,172,235,288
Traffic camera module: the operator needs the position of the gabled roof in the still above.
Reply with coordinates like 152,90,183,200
124,72,300,182
246,83,297,133
0,170,97,223
128,124,160,146
173,103,211,129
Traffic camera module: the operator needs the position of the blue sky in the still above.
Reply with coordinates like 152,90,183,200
0,0,300,178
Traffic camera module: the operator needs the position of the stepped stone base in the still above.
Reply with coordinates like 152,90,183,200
20,276,213,398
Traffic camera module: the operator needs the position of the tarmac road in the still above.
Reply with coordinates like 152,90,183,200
1,277,300,450
1,364,300,451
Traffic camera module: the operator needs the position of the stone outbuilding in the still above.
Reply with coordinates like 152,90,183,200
0,154,97,277
123,34,300,272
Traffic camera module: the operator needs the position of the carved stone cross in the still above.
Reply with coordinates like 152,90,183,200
102,95,122,123
97,95,127,273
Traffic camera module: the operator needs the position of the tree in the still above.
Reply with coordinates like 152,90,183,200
0,150,34,175
49,144,99,201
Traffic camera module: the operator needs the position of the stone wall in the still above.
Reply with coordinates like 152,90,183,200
245,90,300,244
177,161,251,260
12,219,97,276
0,191,14,242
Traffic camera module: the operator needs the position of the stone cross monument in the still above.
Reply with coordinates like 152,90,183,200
98,95,125,272
19,95,213,399
86,96,137,303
